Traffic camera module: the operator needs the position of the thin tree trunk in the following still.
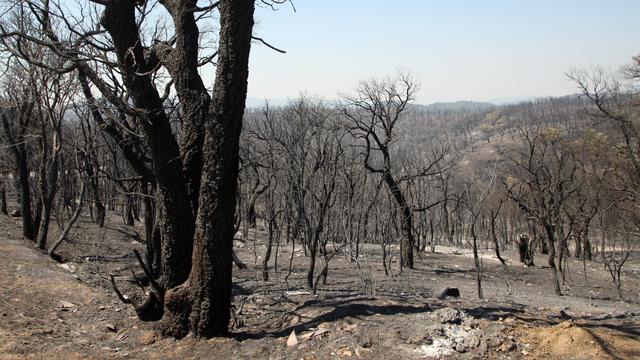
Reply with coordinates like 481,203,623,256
18,161,35,240
124,194,135,226
471,220,483,299
262,215,275,281
37,151,60,250
545,225,562,296
49,173,85,258
1,187,7,215
490,209,506,265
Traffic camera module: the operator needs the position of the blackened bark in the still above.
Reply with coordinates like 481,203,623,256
142,183,159,276
383,172,414,269
490,210,506,265
471,219,483,299
163,0,255,338
155,1,211,214
1,107,36,240
544,224,562,296
574,235,583,258
307,246,317,289
262,216,275,281
94,201,106,228
0,187,6,215
83,152,106,227
36,125,61,250
518,235,533,266
49,171,85,258
583,229,592,261
124,194,135,226
18,159,35,240
100,0,194,289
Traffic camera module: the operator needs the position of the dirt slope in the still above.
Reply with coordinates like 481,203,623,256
1,216,639,359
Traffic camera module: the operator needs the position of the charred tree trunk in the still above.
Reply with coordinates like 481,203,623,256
574,235,583,259
383,171,414,269
262,215,275,281
1,109,36,240
162,0,255,338
36,127,61,250
49,171,85,259
471,218,483,299
142,183,159,277
18,161,35,240
101,0,196,292
94,200,106,228
544,224,562,296
490,209,506,265
583,228,592,261
518,234,534,266
307,245,317,289
1,186,7,215
0,115,36,241
82,149,106,227
124,194,135,226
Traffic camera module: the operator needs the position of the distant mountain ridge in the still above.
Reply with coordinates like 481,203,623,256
246,97,495,112
411,101,494,112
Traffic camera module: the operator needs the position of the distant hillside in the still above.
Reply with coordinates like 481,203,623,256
246,98,495,112
245,97,290,108
412,101,494,112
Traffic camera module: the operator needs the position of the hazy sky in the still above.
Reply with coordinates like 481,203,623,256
248,0,640,104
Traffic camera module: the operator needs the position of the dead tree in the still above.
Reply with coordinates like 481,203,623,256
0,49,48,241
463,163,497,299
502,127,579,296
489,195,507,265
34,70,75,250
162,0,257,338
342,72,420,269
49,151,85,260
0,0,279,337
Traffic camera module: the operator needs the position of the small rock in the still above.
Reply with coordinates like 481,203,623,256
286,329,298,347
437,287,460,300
498,341,516,352
560,321,574,329
139,331,156,345
57,301,77,312
58,263,76,273
424,336,434,345
106,323,117,332
343,323,358,333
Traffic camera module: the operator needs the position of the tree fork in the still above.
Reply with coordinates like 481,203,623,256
162,0,256,338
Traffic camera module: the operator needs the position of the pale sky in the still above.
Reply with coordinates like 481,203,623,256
247,0,640,104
